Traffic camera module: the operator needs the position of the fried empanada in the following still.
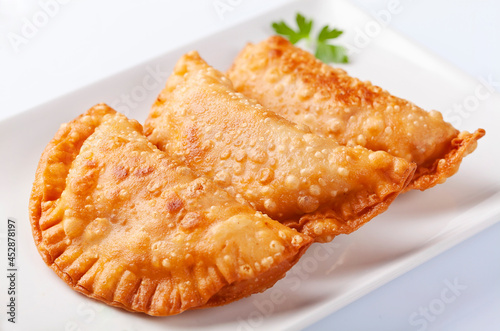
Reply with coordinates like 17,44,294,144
227,36,485,191
144,52,416,243
29,104,312,316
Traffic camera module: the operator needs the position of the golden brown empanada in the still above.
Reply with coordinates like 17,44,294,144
227,36,485,191
144,52,416,243
29,104,312,316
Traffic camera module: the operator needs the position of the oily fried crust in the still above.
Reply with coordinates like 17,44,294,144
72,234,311,315
145,51,416,243
29,104,134,309
409,129,485,191
286,154,415,242
30,104,116,266
30,104,312,316
227,36,485,192
200,241,305,308
284,154,415,242
289,175,412,242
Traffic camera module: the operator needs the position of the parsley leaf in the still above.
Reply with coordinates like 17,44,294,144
271,13,349,64
315,43,349,64
272,13,312,44
317,25,343,42
315,25,347,63
295,13,313,39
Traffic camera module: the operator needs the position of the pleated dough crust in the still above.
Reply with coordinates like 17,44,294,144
144,52,416,243
29,104,312,316
227,36,485,191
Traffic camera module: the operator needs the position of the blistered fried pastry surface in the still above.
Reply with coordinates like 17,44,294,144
145,52,416,243
29,104,312,316
227,36,485,191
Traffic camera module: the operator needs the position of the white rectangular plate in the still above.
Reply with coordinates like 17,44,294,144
1,0,499,330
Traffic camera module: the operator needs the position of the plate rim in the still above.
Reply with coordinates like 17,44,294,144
1,1,499,330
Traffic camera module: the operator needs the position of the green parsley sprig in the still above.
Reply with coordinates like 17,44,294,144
272,13,349,64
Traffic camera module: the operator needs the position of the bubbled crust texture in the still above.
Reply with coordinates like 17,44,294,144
144,52,416,243
29,104,312,316
227,36,485,191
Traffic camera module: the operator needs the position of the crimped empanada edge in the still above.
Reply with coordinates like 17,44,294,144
29,103,116,266
196,238,311,309
408,128,485,191
65,233,312,316
228,36,486,194
29,104,314,316
289,160,417,243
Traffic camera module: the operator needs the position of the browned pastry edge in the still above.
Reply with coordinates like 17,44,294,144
145,51,419,243
30,104,115,267
29,103,312,316
289,130,485,237
29,104,123,308
286,161,415,242
408,129,486,191
192,244,306,309
63,241,311,315
227,36,486,193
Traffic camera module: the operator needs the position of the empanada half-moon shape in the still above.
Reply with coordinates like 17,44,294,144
144,52,416,243
29,104,312,316
227,36,485,191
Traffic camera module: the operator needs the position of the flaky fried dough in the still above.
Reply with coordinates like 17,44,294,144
144,52,416,243
227,36,485,191
29,104,312,316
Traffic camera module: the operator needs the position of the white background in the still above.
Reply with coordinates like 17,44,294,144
1,0,499,330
